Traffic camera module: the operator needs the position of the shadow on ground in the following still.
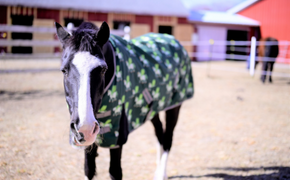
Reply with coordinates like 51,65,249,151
169,166,290,180
0,90,64,101
0,68,59,74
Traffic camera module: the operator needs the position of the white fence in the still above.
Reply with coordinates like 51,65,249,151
180,37,290,78
0,25,126,57
181,39,290,62
0,24,126,36
0,25,289,78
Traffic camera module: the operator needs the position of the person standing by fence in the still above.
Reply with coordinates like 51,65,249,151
259,37,279,83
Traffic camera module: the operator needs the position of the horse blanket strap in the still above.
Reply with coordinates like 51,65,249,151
95,33,194,148
96,111,111,118
99,126,111,134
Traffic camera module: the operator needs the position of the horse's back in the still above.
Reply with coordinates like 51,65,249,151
95,33,194,148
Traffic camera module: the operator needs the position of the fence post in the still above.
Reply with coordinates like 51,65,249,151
207,39,214,77
123,26,130,41
250,36,256,76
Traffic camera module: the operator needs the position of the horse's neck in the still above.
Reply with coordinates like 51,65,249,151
102,41,115,90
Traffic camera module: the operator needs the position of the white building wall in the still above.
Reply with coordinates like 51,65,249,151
196,25,227,61
195,24,250,61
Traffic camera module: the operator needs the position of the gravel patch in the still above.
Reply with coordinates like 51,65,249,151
0,59,289,180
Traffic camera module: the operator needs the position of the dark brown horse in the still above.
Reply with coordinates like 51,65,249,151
55,21,193,180
258,37,279,83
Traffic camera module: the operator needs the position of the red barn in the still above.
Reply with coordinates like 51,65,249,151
228,0,290,63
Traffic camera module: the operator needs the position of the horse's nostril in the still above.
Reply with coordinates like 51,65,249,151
70,122,78,133
77,133,85,143
73,131,85,144
70,122,86,143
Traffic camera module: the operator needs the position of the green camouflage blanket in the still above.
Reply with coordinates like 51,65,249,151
96,33,194,148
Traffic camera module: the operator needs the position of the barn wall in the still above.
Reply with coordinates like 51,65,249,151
130,15,153,38
108,13,135,29
238,0,290,41
176,17,193,57
175,24,193,55
177,17,188,24
153,16,177,33
130,24,150,39
62,10,88,26
33,19,54,54
238,0,290,62
195,24,250,61
34,9,59,53
37,8,60,23
196,25,227,61
88,12,108,22
135,15,154,32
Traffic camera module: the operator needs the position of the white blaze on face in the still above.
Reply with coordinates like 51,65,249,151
72,51,105,142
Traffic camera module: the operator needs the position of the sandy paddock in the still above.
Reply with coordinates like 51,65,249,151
0,59,289,180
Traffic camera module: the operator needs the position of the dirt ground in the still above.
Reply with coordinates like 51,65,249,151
0,59,290,180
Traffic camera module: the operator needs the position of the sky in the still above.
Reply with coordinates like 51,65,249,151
181,0,246,11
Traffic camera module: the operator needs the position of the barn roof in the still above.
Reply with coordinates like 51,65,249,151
226,0,260,14
181,0,247,12
0,0,189,17
188,10,259,26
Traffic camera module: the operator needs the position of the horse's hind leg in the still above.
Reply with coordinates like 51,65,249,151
164,105,181,152
109,146,123,180
84,143,98,180
153,105,181,180
151,113,164,165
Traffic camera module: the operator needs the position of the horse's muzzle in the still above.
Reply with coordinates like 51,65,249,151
71,121,100,147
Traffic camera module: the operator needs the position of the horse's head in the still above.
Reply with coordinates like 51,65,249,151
55,22,110,148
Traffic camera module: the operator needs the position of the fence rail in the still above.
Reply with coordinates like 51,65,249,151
180,39,290,63
0,39,60,46
181,37,290,78
0,25,125,47
0,26,289,78
181,40,290,46
0,24,125,36
0,24,56,33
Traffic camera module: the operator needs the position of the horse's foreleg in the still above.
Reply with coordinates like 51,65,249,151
109,146,123,180
109,105,128,180
154,105,181,180
84,143,98,180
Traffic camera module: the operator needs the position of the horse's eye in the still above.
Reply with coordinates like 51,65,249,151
61,69,68,75
101,68,107,76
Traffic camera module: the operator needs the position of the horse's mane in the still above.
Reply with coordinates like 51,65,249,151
68,22,100,52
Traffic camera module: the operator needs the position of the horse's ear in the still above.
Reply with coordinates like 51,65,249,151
95,21,110,48
55,22,71,45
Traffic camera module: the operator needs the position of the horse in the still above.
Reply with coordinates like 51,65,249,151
55,21,194,180
258,37,279,83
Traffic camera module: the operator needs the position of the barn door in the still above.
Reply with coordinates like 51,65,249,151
11,15,34,54
158,25,172,35
226,30,248,61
